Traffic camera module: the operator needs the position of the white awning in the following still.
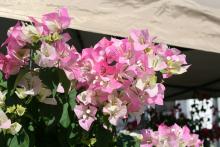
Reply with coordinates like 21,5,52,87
0,0,219,53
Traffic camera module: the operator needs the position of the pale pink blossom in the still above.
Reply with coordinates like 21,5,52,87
76,90,97,105
144,83,165,105
56,42,80,71
35,42,58,67
74,104,97,131
140,124,203,147
140,129,156,147
129,29,156,51
97,76,122,93
42,8,71,33
2,22,26,51
16,72,42,98
28,16,49,35
148,54,167,71
123,87,142,113
0,54,23,78
0,109,11,129
103,95,127,125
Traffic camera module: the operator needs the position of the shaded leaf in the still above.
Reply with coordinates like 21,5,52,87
69,89,76,110
59,103,70,128
8,130,29,147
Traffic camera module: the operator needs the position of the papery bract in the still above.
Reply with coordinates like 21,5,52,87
2,22,26,51
129,29,155,51
74,104,97,131
0,54,23,78
16,72,42,98
42,8,71,33
103,95,127,126
0,109,11,129
35,42,58,67
76,90,94,105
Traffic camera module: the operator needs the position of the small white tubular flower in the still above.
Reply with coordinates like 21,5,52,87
103,95,127,126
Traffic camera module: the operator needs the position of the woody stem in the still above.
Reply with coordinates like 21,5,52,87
29,48,33,70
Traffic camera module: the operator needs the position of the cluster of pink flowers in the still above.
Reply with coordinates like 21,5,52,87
73,31,189,130
0,8,77,78
0,8,190,133
140,124,203,147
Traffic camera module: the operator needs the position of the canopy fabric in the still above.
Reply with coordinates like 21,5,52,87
0,0,219,53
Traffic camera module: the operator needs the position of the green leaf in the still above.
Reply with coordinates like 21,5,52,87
52,82,58,98
68,89,76,110
59,103,70,128
0,81,7,88
68,122,78,139
8,135,19,147
0,71,3,80
43,116,56,126
8,130,29,147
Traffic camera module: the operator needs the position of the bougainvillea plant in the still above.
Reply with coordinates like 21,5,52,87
0,8,202,147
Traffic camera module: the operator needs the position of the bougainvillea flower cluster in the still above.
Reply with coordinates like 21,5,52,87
72,31,189,130
140,124,203,147
0,7,198,147
120,123,203,147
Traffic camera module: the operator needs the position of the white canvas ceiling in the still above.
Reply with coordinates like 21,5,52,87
0,0,219,53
